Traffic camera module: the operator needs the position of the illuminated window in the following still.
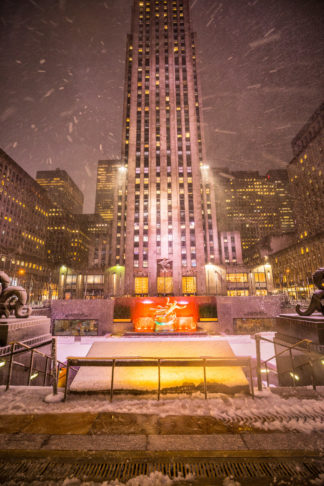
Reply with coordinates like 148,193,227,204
254,272,266,283
134,277,148,295
182,276,196,294
227,290,249,296
226,273,248,283
86,275,104,284
157,277,173,294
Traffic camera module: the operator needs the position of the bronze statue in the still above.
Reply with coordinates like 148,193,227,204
0,271,32,318
296,268,324,316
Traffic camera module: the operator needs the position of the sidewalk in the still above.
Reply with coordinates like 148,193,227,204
0,387,323,484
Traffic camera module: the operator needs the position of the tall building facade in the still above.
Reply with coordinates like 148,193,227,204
213,169,295,253
288,102,324,239
112,0,219,295
95,160,121,221
110,0,219,296
78,213,111,269
36,168,84,214
36,169,88,268
0,149,53,301
267,102,324,299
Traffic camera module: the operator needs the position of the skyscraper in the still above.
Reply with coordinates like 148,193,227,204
95,160,121,221
288,102,324,239
213,169,295,253
110,0,219,296
36,168,84,214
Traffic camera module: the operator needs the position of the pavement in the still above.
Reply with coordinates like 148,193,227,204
0,406,323,485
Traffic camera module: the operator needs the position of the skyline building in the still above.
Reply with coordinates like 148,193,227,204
110,0,220,296
0,149,52,301
36,168,84,215
95,160,121,221
288,102,324,240
213,168,295,254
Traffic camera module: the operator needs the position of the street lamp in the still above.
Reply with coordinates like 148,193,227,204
59,265,67,299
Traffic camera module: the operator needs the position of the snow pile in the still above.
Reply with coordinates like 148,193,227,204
310,473,324,485
39,472,240,486
1,386,324,433
44,392,64,403
223,477,241,486
61,471,175,485
52,471,193,486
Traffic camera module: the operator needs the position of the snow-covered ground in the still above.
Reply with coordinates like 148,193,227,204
1,386,324,434
4,471,242,486
56,333,276,365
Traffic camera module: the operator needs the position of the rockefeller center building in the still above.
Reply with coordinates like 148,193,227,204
110,0,220,296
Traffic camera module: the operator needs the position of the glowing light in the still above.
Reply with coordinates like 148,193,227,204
133,297,198,333
30,372,39,380
289,372,300,381
0,361,6,368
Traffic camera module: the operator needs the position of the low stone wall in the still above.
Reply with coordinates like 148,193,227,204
51,299,114,336
276,313,324,350
216,296,282,334
0,316,51,346
49,296,282,336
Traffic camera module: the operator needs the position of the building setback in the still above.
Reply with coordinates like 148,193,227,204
110,0,220,296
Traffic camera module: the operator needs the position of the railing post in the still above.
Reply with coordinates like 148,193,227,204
265,362,270,388
5,343,15,391
157,359,161,401
51,337,58,395
64,361,70,402
27,349,34,385
110,359,115,402
307,342,316,391
248,358,254,398
43,356,48,386
203,359,207,399
255,334,262,391
289,348,296,386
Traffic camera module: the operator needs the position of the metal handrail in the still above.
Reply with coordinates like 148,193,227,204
258,337,312,366
64,355,254,402
3,339,77,392
254,333,323,391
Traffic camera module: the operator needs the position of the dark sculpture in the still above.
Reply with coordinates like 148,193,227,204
296,268,324,316
0,271,32,319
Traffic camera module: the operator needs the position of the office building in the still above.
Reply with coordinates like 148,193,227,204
36,168,84,214
95,160,121,221
268,102,324,298
214,169,295,254
46,208,90,268
288,102,324,239
78,213,111,269
0,149,53,301
219,231,243,265
110,0,220,296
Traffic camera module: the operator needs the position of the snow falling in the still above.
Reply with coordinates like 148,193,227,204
0,0,323,212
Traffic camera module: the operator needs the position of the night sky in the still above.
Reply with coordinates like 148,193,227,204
1,0,323,212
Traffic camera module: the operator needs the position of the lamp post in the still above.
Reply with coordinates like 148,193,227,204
112,272,116,296
59,265,67,299
84,274,88,299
